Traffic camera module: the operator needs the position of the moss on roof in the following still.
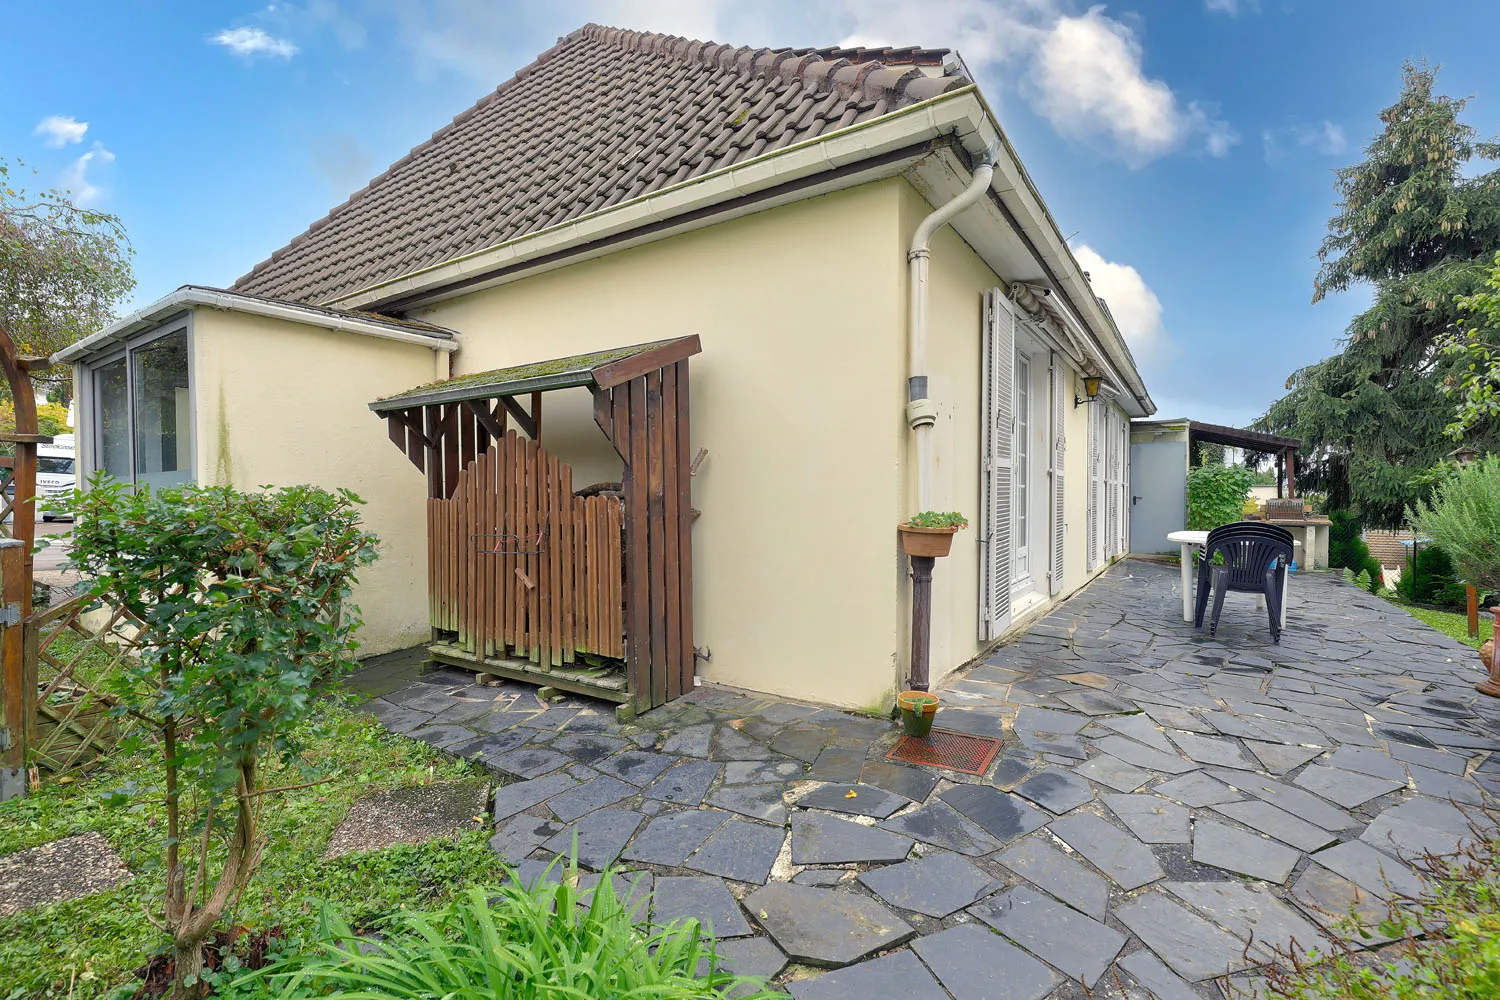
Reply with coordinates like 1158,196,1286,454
375,340,672,407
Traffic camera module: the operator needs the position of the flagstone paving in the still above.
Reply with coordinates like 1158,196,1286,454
353,560,1500,996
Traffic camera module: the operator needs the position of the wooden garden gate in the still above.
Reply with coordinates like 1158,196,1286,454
375,336,700,714
429,432,625,666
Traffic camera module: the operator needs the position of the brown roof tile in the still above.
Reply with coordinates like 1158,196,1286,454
231,23,968,306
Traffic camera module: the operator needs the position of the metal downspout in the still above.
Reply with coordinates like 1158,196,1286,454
907,143,1000,513
904,145,999,694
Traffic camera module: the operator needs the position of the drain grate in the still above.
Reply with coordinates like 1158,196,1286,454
887,727,1001,775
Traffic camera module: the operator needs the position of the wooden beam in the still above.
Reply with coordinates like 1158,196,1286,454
531,391,543,443
424,406,443,499
496,395,538,440
592,386,615,445
591,335,702,390
1285,448,1297,499
468,399,506,440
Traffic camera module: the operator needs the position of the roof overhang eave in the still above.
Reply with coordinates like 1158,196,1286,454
325,88,989,314
53,285,460,365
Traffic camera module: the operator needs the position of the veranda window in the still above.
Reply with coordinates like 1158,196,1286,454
89,326,192,486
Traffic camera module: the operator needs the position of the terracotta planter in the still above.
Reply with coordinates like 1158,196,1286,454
1480,637,1500,698
897,690,939,737
899,525,958,558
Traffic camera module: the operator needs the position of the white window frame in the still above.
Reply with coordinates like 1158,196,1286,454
78,314,197,486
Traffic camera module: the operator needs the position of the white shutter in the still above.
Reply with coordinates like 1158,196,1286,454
1049,353,1067,596
1114,409,1129,556
980,289,1015,640
1086,401,1101,571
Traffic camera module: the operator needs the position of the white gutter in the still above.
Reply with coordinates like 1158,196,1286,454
54,285,460,364
1016,282,1129,393
907,143,999,512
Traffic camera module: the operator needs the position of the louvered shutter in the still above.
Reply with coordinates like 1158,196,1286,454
1086,401,1101,571
1049,353,1067,595
980,289,1015,640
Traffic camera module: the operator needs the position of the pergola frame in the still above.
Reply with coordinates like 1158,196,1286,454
371,336,702,713
1187,421,1301,498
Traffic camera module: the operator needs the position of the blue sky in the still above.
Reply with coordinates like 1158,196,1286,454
7,1,1500,425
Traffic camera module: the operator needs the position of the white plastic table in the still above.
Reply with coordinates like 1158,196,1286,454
1168,530,1296,627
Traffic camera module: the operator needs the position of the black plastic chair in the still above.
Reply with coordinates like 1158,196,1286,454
1192,522,1294,643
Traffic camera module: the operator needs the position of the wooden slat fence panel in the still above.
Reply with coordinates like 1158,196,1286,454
427,438,625,662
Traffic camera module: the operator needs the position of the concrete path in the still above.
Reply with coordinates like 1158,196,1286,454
352,561,1500,998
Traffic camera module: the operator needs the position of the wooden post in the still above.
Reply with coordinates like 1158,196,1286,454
1468,584,1479,639
0,539,28,799
909,555,935,691
1285,449,1297,499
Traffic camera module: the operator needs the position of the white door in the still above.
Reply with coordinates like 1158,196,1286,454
1014,353,1032,583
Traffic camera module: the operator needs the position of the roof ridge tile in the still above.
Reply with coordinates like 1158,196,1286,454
232,21,969,303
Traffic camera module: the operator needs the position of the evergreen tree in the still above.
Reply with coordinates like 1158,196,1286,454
1259,62,1500,526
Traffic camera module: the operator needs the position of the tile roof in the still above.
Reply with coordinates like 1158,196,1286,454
232,23,970,307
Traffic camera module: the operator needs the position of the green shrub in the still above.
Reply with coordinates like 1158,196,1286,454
1327,510,1363,567
1186,464,1254,531
1326,510,1384,587
1408,453,1500,592
67,479,380,998
1259,827,1500,1000
1398,544,1464,608
229,864,779,1000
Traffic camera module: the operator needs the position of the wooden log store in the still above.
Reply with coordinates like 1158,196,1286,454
371,336,700,714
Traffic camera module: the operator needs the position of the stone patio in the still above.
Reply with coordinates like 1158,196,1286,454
352,560,1500,997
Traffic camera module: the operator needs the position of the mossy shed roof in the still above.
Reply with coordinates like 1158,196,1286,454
370,336,700,413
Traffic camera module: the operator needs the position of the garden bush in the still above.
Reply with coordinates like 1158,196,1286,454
67,480,379,998
1327,510,1384,589
1408,453,1500,595
228,864,779,1000
1186,463,1254,531
1397,544,1464,608
1259,824,1500,1000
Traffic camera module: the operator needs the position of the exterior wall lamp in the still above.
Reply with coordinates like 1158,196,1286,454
1074,375,1102,408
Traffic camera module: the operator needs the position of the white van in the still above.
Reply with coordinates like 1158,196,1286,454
37,435,76,522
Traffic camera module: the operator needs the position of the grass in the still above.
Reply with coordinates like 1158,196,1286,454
1259,825,1500,1000
1377,593,1494,650
0,694,503,1000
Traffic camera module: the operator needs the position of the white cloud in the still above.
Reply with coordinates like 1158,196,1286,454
1073,244,1164,356
211,25,300,58
1205,0,1239,14
830,1,1233,165
317,1,1229,165
60,143,115,207
1262,120,1348,162
1031,9,1235,164
34,115,88,148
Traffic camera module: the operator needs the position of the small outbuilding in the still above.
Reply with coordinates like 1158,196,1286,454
1129,418,1328,566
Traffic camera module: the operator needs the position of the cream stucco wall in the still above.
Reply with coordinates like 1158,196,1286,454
896,181,987,690
896,180,1126,690
412,182,907,711
191,309,439,656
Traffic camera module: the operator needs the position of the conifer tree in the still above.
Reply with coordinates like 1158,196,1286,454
1260,62,1500,525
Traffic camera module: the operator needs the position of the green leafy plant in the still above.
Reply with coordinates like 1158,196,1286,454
1186,464,1254,531
65,479,379,998
1327,510,1384,587
1396,544,1464,608
1408,455,1500,596
906,511,968,529
0,701,490,999
1259,825,1500,999
229,862,780,999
